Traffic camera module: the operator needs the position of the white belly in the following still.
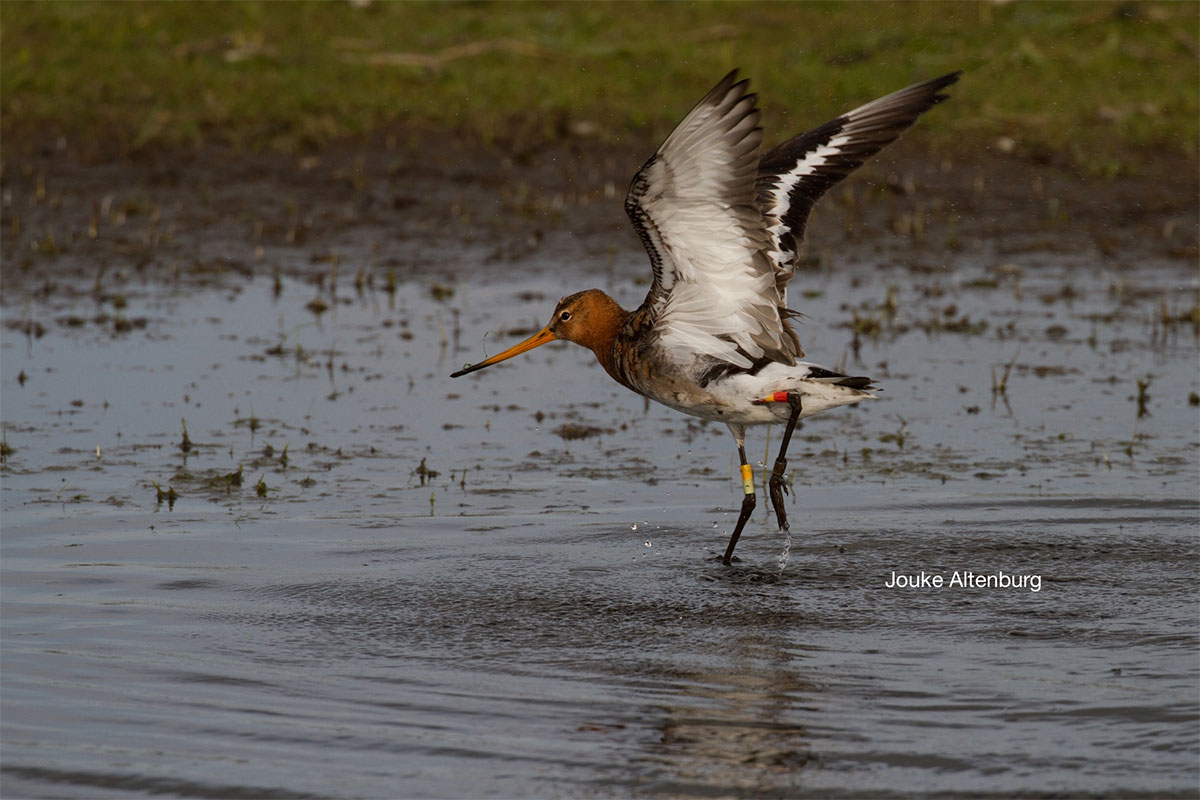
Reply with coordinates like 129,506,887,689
643,360,876,426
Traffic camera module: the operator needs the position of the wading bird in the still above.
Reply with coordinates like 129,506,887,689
452,70,959,564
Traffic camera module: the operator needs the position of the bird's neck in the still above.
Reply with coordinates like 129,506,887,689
576,292,633,385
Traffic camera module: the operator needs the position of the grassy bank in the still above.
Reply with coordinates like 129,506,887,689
2,1,1196,174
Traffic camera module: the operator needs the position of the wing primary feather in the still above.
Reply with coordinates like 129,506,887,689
757,72,961,282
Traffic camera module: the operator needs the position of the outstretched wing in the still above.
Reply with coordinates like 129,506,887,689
756,72,961,285
625,71,799,372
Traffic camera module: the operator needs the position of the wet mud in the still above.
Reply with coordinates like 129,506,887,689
1,140,1198,798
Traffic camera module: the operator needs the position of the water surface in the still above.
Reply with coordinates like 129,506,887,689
2,244,1197,798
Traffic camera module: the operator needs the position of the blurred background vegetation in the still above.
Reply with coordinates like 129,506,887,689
2,1,1196,175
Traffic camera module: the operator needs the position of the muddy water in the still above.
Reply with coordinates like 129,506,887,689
2,246,1197,798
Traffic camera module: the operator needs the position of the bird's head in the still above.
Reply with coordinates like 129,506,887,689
450,289,626,377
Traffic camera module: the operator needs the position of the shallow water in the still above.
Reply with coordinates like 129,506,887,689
2,245,1198,798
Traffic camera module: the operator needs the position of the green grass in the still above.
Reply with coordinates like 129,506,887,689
2,1,1196,173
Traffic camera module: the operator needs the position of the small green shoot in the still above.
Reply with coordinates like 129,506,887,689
1,426,14,461
992,350,1020,400
1136,376,1152,418
211,465,244,491
152,480,178,509
414,457,439,485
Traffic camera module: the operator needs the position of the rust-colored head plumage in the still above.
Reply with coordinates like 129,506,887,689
544,290,628,353
450,289,630,378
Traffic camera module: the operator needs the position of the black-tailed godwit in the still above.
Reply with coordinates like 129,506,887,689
452,69,960,564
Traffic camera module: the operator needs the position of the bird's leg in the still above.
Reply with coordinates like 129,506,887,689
722,441,756,566
767,392,804,532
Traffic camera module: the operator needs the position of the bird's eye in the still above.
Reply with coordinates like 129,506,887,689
559,311,572,322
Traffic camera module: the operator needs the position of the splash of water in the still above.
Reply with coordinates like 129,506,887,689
776,528,792,575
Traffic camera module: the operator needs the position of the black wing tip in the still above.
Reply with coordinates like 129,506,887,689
883,70,964,113
723,68,960,105
925,70,964,104
710,68,754,105
931,70,964,86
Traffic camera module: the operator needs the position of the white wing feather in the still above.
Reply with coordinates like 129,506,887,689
626,72,797,370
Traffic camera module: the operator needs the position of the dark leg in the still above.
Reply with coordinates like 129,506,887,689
722,442,756,566
768,393,804,532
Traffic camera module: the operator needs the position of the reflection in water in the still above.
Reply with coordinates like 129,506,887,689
646,662,817,795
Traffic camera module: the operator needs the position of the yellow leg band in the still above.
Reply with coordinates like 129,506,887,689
740,463,754,495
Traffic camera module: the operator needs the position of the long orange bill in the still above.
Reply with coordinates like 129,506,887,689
450,326,557,378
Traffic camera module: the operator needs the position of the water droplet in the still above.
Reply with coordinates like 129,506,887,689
777,530,793,575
